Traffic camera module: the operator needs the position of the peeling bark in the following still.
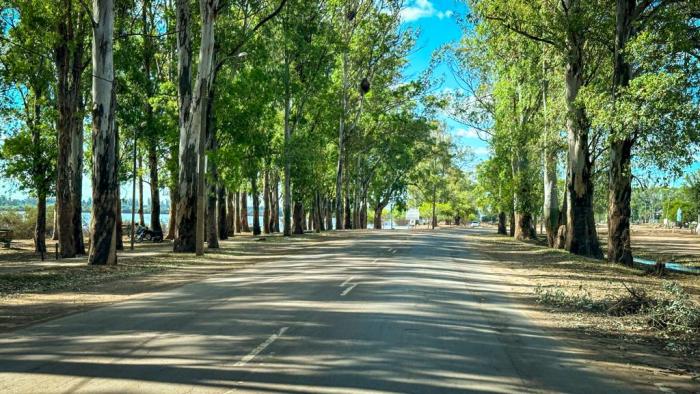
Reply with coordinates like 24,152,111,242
88,0,118,265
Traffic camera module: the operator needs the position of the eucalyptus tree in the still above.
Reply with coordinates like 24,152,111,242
0,1,56,253
471,0,611,257
53,0,91,258
594,0,700,264
88,0,118,265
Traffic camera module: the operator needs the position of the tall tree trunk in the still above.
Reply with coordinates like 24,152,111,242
241,192,250,232
52,205,59,240
205,153,218,247
431,187,437,229
35,193,47,254
226,190,234,236
509,211,515,237
143,0,162,235
218,187,228,240
272,174,280,233
71,101,85,255
88,0,118,265
543,149,559,246
205,81,219,249
608,0,636,265
344,194,352,229
563,2,602,259
166,183,178,239
373,204,384,230
497,211,507,235
263,168,271,234
172,0,194,252
326,198,333,230
293,201,304,234
514,213,537,240
251,175,261,236
138,156,145,226
55,0,86,258
316,192,325,232
148,145,161,233
115,121,123,251
234,191,241,233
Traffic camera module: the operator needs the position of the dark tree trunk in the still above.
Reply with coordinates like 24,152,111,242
608,138,633,264
148,145,162,233
240,192,250,232
514,213,537,240
251,176,261,236
143,0,162,235
235,191,242,233
71,108,85,255
497,211,507,235
607,0,636,265
263,168,271,234
218,186,228,240
272,175,280,233
205,90,218,249
344,194,352,229
35,193,47,254
226,190,235,236
316,192,325,232
172,0,194,252
293,201,304,234
55,0,87,258
373,204,384,230
509,211,515,237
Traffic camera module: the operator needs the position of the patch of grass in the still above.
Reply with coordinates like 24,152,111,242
535,284,609,313
0,264,166,297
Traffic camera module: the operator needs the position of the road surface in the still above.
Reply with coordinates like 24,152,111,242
0,228,638,393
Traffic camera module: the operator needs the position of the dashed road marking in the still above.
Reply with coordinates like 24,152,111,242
340,276,354,287
234,327,288,367
341,283,358,297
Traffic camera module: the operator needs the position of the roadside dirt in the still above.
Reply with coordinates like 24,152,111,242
468,230,700,393
0,233,329,333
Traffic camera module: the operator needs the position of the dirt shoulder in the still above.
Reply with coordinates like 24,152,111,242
467,230,700,393
0,233,332,333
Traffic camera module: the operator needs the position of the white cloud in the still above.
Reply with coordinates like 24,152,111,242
400,0,454,22
454,127,479,139
471,146,491,156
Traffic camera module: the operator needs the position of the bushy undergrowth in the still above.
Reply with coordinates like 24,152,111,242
0,206,54,239
535,281,700,338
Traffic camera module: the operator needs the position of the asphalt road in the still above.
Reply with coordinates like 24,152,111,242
0,228,638,393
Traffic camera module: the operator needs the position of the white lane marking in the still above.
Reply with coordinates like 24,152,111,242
391,249,397,254
340,283,358,297
372,258,378,264
340,276,354,287
234,327,288,367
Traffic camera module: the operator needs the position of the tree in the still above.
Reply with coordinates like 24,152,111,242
88,0,117,266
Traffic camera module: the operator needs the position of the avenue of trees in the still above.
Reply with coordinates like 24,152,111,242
0,0,473,265
458,0,700,264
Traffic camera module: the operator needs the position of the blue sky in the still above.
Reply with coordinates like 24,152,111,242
400,0,490,167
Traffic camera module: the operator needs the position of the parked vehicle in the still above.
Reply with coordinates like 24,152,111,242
135,225,163,243
470,221,480,228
